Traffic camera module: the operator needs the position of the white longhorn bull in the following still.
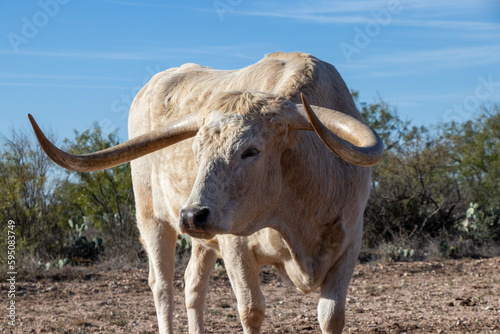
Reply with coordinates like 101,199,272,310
29,52,384,333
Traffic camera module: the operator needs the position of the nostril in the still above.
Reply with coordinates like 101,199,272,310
193,208,210,226
180,210,188,220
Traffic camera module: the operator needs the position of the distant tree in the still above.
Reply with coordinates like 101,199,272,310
0,129,69,262
445,104,500,208
352,90,410,152
0,123,140,265
356,93,464,246
63,123,138,254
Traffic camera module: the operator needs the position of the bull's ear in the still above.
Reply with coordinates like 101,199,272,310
286,105,313,131
291,94,384,167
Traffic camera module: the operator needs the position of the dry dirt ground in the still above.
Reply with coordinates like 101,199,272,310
1,256,499,333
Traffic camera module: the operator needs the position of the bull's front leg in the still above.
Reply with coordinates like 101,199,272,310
184,239,217,334
219,235,265,334
317,241,361,334
132,163,179,334
138,217,178,334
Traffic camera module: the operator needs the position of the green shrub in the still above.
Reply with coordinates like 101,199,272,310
65,216,104,264
460,203,500,243
176,234,192,256
385,245,416,262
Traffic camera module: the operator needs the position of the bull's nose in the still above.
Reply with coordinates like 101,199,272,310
180,206,210,230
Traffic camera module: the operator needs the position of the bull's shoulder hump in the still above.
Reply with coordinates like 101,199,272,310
144,65,235,121
256,52,319,101
263,52,358,117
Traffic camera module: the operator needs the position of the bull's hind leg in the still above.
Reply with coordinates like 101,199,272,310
317,240,361,334
184,239,218,334
219,235,265,334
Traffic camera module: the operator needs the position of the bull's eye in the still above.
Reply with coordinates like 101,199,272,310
241,147,260,159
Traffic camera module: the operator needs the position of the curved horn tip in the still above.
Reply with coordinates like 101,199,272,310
27,113,35,126
27,114,44,140
28,114,42,132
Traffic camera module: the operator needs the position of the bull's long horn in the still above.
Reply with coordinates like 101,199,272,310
294,93,384,167
28,113,199,172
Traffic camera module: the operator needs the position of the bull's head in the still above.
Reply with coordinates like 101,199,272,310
29,92,384,238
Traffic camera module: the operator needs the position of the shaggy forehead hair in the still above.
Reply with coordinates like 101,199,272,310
195,91,292,156
200,91,292,133
205,90,291,115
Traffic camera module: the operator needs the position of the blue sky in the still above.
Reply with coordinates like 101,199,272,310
0,0,499,142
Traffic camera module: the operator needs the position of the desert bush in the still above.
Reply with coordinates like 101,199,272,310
65,216,104,264
0,129,69,264
445,104,500,208
176,234,192,256
357,94,465,248
63,124,139,255
0,124,141,267
459,203,500,243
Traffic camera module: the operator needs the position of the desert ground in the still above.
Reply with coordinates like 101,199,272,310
1,256,499,333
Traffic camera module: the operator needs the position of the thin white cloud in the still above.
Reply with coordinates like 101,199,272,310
378,45,500,67
101,0,500,32
0,73,127,81
459,31,500,41
0,82,129,89
254,0,391,14
251,0,491,14
344,69,421,79
343,44,500,72
232,10,499,31
229,10,367,24
399,0,483,11
102,0,178,8
101,0,213,13
392,19,500,30
388,92,472,103
0,49,172,60
103,0,484,14
230,0,499,30
0,45,260,61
